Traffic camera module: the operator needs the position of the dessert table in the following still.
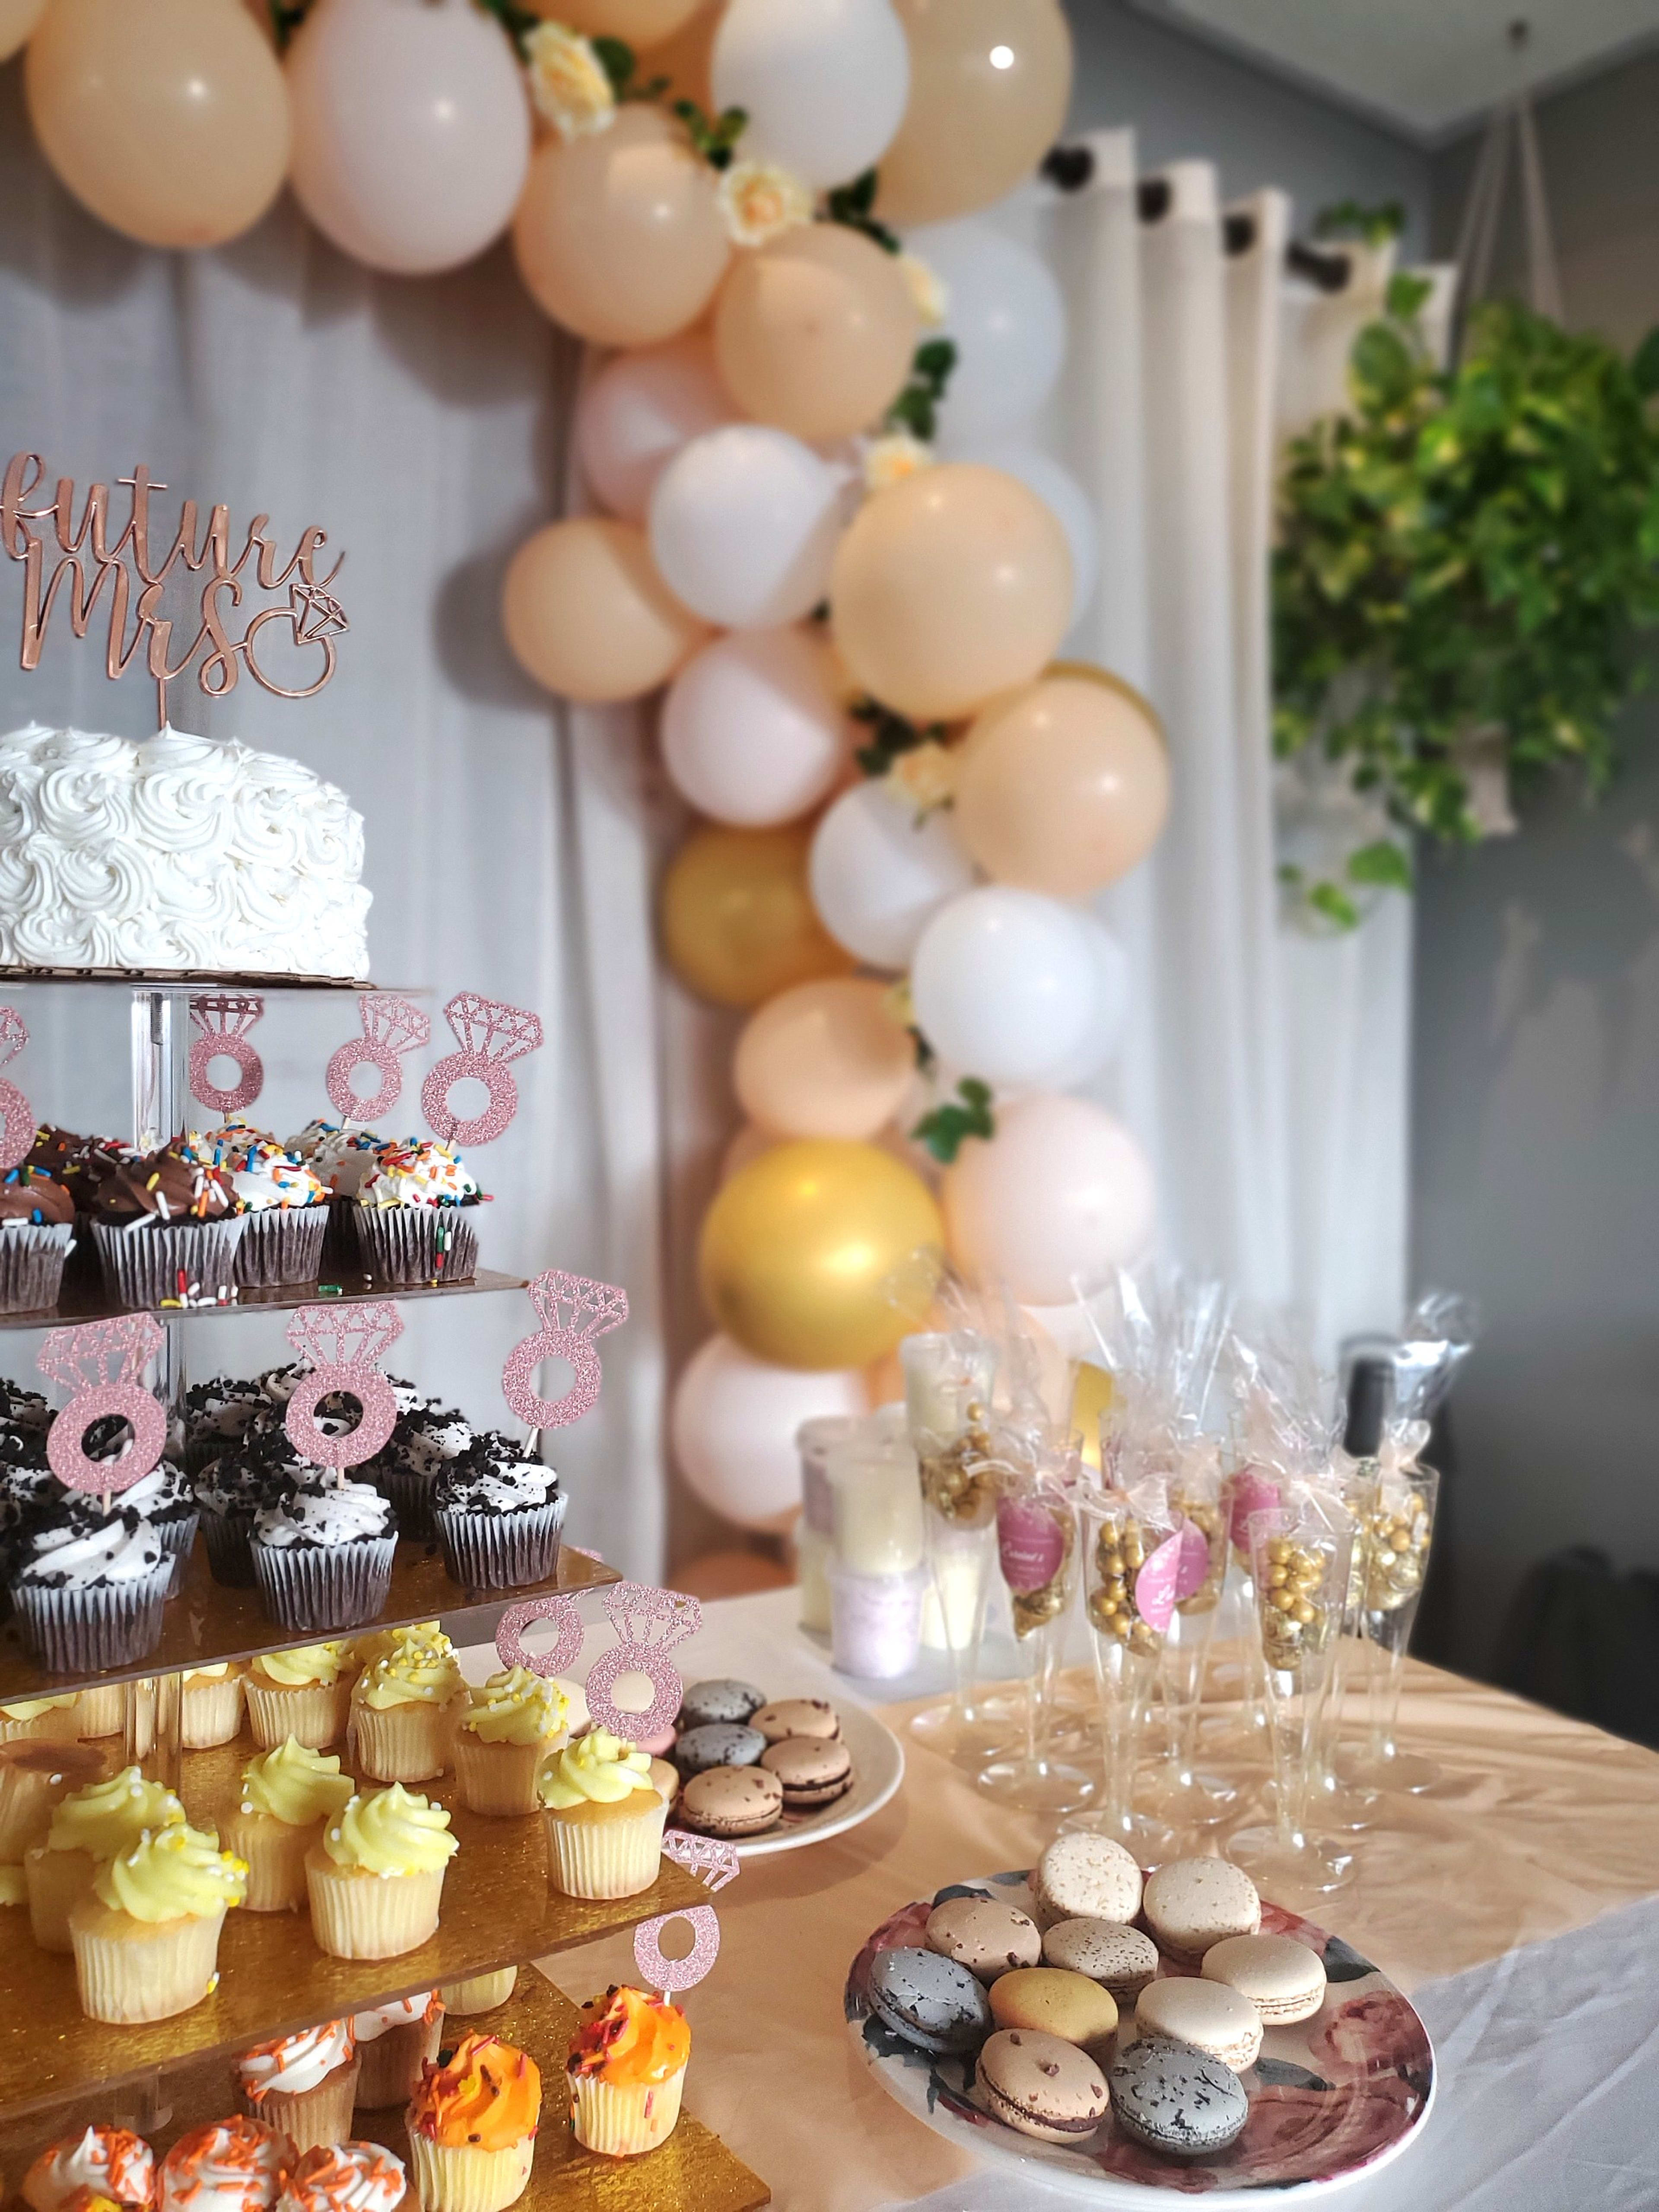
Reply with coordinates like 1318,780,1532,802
523,1588,1659,2211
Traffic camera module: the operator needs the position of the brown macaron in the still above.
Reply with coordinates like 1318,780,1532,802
975,2028,1109,2143
760,1735,853,1810
750,1697,841,1744
925,1895,1042,1984
676,1764,784,1838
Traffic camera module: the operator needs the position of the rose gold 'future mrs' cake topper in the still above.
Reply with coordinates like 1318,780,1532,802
0,451,348,728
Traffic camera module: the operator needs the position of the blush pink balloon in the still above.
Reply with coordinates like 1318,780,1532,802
661,627,852,828
576,337,737,525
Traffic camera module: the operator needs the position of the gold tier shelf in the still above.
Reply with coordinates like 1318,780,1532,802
0,1266,528,1333
0,1729,709,2121
0,1965,770,2212
0,1536,615,1704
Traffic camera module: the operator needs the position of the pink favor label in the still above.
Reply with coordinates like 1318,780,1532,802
997,1497,1065,1594
1228,1465,1282,1548
1134,1527,1183,1633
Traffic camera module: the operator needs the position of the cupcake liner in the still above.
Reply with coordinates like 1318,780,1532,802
181,1669,245,1748
241,2058,360,2154
12,1561,170,1673
70,1899,226,2022
0,1703,81,1746
24,1843,95,1953
438,1969,517,2018
156,1510,200,1597
319,1195,363,1276
452,1733,548,1818
355,1206,478,1290
376,1463,438,1541
355,2013,444,2107
201,1510,259,1588
434,1498,565,1596
0,1222,73,1316
235,1206,330,1290
350,1695,464,1785
251,1534,397,1636
406,2133,534,2212
246,1675,352,1752
74,1682,125,1737
90,1216,246,1308
544,1794,666,1901
568,2067,685,2158
305,1854,446,1960
224,1807,319,1913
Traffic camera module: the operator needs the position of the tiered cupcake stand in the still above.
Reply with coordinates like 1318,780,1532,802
0,976,769,2212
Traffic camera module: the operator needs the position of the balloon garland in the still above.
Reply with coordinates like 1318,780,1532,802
10,0,1170,1536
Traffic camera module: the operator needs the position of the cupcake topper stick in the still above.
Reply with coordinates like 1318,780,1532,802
421,992,544,1150
501,1270,629,1447
326,995,431,1124
36,1313,168,1500
635,1832,742,1999
188,995,265,1118
0,1004,32,1175
283,1300,404,1477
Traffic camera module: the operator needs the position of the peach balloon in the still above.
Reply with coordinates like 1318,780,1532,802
635,1,718,106
26,0,289,249
513,105,730,346
660,825,852,1008
0,0,46,64
715,224,920,444
877,0,1073,227
502,519,706,704
735,978,913,1141
830,463,1072,720
954,673,1170,898
530,0,704,38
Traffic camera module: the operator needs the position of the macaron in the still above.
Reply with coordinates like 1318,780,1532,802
751,1697,840,1744
761,1735,854,1810
672,1721,767,1777
1031,1831,1143,1929
1135,1976,1263,2073
1202,1932,1328,2024
1141,1857,1261,1965
868,1945,993,2055
1107,2035,1249,2160
677,1678,766,1729
925,1896,1042,1984
987,1968,1118,2058
676,1764,783,1838
975,2028,1109,2143
1042,1918,1160,2004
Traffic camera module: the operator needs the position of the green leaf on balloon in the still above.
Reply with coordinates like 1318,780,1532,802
267,0,313,52
884,340,958,442
851,696,947,778
912,1078,995,1165
674,99,749,171
826,170,902,254
475,0,542,60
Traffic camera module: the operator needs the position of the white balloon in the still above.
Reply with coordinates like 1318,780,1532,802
911,887,1100,1089
287,0,530,276
809,777,976,969
649,425,849,629
662,628,850,827
671,1333,870,1533
944,442,1099,625
711,0,910,190
1027,912,1130,1090
943,1093,1157,1306
906,219,1067,439
575,337,737,524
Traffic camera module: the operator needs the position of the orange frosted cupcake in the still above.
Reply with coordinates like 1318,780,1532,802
22,2126,154,2212
566,1986,690,2158
306,1784,456,1960
276,2143,408,2212
405,2034,540,2212
237,2019,359,2155
157,2118,293,2212
538,1732,665,1901
351,1992,445,2109
225,1740,356,1913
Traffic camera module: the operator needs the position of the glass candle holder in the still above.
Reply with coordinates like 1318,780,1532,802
978,1463,1093,1815
1339,1462,1441,1794
796,1414,856,1636
826,1410,925,1578
1065,1488,1181,1863
830,1560,927,1680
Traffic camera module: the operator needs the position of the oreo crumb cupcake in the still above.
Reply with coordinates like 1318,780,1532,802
89,1140,245,1307
0,1161,75,1313
56,1442,199,1596
193,1427,305,1587
431,1433,564,1593
10,1510,169,1671
354,1141,483,1287
182,1375,266,1475
250,1476,398,1635
372,1401,475,1538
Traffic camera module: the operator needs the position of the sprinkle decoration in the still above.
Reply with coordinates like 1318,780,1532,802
582,1581,702,1743
501,1270,628,1433
421,992,543,1149
188,994,265,1117
633,1834,741,1998
36,1314,168,1495
282,1300,404,1470
0,1004,32,1175
326,994,431,1123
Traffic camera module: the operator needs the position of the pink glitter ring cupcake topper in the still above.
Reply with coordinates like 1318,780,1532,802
494,1592,585,1679
0,1004,33,1175
583,1581,702,1742
326,995,431,1124
634,1833,741,1998
36,1314,168,1496
501,1271,629,1433
282,1301,405,1471
188,995,265,1118
421,992,543,1149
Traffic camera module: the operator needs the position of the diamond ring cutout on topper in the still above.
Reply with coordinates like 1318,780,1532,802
502,1271,629,1434
0,1005,33,1175
326,995,431,1124
188,995,265,1119
583,1581,702,1743
283,1301,405,1470
36,1314,168,1496
421,992,544,1150
633,1835,741,1998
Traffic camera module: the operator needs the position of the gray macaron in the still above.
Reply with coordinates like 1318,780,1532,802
868,1945,994,2055
672,1721,767,1776
677,1678,767,1729
1106,2035,1249,2159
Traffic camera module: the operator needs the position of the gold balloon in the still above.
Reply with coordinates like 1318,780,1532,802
529,0,704,38
954,673,1170,897
700,1138,944,1370
26,0,289,249
1072,1360,1113,1474
634,0,718,107
0,0,47,64
660,824,852,1008
513,105,730,346
714,223,920,444
877,0,1073,227
830,462,1072,721
502,519,707,703
734,977,914,1140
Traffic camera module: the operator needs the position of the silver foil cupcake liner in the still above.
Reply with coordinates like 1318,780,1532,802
0,1222,73,1316
251,1533,398,1634
155,1510,200,1597
434,1496,565,1594
354,1207,479,1289
235,1207,329,1289
319,1195,362,1276
12,1560,171,1672
91,1217,246,1308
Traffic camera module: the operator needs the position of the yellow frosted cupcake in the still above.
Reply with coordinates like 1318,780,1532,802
246,1642,356,1751
405,2032,540,2212
69,1820,247,2022
0,1695,82,1745
224,1739,356,1912
0,1740,105,1864
566,1986,690,2158
73,1684,124,1739
350,1630,466,1783
235,2018,359,2154
182,1663,247,1750
24,1764,185,1954
539,1731,666,1901
452,1670,571,1818
306,1783,456,1960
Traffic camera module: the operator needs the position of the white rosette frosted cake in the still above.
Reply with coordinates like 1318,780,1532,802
249,1475,397,1635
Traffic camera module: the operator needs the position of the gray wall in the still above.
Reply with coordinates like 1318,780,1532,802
1414,50,1659,1676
